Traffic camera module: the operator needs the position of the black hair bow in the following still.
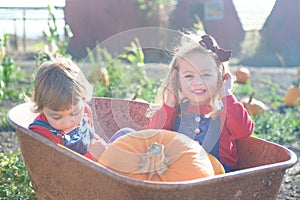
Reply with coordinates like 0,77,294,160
199,35,232,62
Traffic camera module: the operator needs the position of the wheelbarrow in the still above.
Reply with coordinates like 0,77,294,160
7,97,297,200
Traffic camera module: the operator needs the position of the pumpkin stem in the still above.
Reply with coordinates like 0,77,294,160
139,142,169,176
248,91,255,103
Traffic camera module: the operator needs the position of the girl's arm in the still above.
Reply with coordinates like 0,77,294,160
222,94,254,139
147,103,178,130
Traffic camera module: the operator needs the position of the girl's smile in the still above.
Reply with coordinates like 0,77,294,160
192,88,206,95
178,53,219,105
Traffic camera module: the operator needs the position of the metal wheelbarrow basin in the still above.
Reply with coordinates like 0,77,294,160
7,97,297,200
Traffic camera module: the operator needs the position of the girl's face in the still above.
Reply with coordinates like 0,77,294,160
177,53,220,105
42,100,85,133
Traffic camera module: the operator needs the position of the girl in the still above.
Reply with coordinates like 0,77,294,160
29,58,106,161
147,33,254,172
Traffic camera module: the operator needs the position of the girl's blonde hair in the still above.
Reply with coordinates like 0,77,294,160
32,58,93,112
149,32,228,118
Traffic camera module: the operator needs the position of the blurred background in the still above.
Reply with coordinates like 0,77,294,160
1,0,299,66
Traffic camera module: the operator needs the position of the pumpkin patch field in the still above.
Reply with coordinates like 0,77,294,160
231,67,299,140
0,60,299,199
230,66,300,200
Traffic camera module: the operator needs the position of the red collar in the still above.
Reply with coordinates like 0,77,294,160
184,103,212,114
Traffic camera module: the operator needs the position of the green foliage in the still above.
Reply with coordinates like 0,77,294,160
42,5,73,57
233,79,300,142
120,38,158,101
234,77,285,107
0,108,11,131
87,39,158,102
232,80,253,98
86,44,127,98
193,23,205,34
34,4,73,67
192,15,206,36
253,106,300,143
256,78,285,107
0,152,37,199
0,34,22,100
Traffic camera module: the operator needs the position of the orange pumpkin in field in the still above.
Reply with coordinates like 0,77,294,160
284,82,300,106
284,68,300,105
234,67,251,84
240,92,267,117
99,129,225,182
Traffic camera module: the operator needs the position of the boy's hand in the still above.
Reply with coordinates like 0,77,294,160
89,138,107,161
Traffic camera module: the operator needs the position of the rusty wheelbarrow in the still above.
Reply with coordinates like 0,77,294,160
7,97,297,200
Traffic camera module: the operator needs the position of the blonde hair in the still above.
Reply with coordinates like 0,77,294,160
150,32,227,118
32,58,93,112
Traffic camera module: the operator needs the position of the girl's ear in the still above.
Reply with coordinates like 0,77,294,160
174,66,179,72
223,72,229,81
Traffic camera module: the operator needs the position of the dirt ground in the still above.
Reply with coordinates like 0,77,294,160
0,56,299,199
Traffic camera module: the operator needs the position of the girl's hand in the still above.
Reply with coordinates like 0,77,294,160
165,70,179,108
221,73,235,97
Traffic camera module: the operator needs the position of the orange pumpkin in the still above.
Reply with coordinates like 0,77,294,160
240,92,267,117
99,129,225,182
284,83,300,106
207,154,225,175
234,67,251,84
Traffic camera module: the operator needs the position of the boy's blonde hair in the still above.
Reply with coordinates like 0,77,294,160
33,58,93,112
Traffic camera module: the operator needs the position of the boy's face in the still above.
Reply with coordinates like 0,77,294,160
42,100,85,133
178,53,219,105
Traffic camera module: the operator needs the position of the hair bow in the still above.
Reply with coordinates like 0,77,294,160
199,35,232,62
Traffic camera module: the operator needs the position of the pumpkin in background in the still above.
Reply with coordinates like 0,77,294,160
284,80,300,106
234,67,251,84
240,92,267,117
99,129,225,182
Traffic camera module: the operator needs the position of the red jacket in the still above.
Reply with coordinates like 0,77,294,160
147,94,254,169
29,106,97,161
